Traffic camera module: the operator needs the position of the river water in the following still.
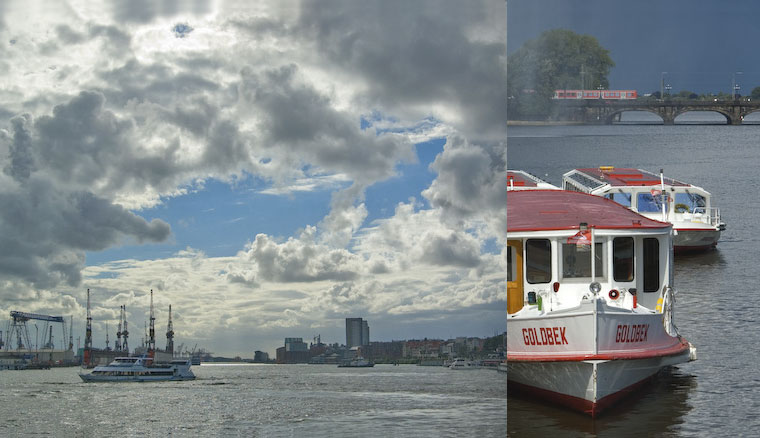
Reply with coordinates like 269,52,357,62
0,363,506,436
507,120,760,436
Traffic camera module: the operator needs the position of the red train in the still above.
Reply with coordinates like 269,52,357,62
553,89,638,100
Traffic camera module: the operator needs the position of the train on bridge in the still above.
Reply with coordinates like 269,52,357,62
554,89,638,100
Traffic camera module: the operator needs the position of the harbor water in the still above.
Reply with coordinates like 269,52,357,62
0,363,507,436
507,119,760,436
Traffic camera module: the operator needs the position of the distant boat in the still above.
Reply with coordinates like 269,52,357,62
562,166,725,251
337,356,374,368
449,358,478,370
79,356,196,382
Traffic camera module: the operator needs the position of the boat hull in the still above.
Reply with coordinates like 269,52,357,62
507,348,690,416
79,373,195,382
673,227,721,251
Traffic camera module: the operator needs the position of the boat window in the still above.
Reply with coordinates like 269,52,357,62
637,192,669,213
507,246,514,282
526,239,551,284
674,192,706,213
613,237,634,282
561,242,604,279
643,238,660,292
605,192,632,207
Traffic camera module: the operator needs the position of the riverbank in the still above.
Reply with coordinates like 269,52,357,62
507,120,585,126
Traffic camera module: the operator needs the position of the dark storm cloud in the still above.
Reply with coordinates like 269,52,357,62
297,0,507,139
111,0,212,24
419,230,481,268
239,64,414,184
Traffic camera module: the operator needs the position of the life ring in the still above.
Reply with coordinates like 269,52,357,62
608,289,620,300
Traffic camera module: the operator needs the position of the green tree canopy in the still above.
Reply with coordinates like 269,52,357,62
508,29,615,120
751,86,760,100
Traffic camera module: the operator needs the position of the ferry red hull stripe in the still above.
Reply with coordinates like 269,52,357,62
507,339,690,362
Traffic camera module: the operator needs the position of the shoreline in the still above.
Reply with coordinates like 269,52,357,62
507,120,585,126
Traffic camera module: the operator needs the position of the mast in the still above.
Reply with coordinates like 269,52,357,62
84,288,92,366
166,304,174,355
105,321,110,351
148,289,156,352
68,317,73,351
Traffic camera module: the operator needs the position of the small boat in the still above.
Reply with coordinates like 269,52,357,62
449,358,478,370
79,356,196,382
507,170,560,191
562,166,725,251
506,190,696,417
337,356,375,368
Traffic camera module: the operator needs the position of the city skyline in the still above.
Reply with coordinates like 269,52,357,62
0,1,507,355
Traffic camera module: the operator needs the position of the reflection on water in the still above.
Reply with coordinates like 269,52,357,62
508,368,697,437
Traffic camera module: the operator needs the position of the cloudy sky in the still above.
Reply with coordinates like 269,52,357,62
0,1,506,356
509,0,760,95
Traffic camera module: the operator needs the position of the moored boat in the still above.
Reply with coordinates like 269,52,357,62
562,166,725,251
449,358,479,370
506,190,696,417
79,356,196,382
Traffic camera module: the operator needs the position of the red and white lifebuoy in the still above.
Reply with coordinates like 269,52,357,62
608,289,620,300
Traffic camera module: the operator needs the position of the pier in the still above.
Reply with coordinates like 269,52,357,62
555,99,760,125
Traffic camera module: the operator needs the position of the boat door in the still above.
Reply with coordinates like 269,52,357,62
507,240,524,314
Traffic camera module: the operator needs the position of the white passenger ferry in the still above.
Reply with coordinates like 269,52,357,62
562,167,725,251
79,356,196,382
506,190,696,417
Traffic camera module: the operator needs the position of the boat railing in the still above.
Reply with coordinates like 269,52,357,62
687,207,722,227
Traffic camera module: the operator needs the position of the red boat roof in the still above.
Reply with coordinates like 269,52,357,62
575,167,689,187
507,190,670,232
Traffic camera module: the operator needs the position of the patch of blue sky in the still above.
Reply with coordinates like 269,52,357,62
86,178,333,265
363,137,444,224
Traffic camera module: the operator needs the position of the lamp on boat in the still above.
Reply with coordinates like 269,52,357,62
589,281,601,296
579,222,588,231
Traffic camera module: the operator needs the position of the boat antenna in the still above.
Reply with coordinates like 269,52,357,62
166,304,174,355
148,289,156,352
660,169,667,222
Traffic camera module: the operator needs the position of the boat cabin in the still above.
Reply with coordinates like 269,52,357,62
507,190,673,316
562,167,722,230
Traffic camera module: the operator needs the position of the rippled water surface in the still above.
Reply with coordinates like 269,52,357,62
0,363,506,436
507,123,760,436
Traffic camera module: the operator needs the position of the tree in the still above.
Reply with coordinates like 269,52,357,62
507,29,615,120
751,86,760,100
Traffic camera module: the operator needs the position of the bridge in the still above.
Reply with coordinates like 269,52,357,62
554,99,760,125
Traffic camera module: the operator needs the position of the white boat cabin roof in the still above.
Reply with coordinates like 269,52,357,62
563,167,691,192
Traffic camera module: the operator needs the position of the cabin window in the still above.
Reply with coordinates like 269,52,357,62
637,192,668,213
561,242,604,279
526,239,551,284
674,192,706,213
605,192,632,208
507,246,514,282
613,237,634,281
643,238,660,292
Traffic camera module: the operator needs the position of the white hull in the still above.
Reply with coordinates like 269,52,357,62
673,227,721,250
79,373,195,382
507,299,694,416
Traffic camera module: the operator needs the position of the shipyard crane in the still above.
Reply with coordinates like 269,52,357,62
166,304,174,355
4,311,67,352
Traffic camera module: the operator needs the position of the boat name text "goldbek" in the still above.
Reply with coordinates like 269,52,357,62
522,327,568,346
615,324,649,343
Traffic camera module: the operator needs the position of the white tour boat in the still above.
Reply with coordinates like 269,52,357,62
507,170,560,191
506,190,696,417
562,166,725,251
79,356,196,382
449,358,478,370
337,356,375,368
